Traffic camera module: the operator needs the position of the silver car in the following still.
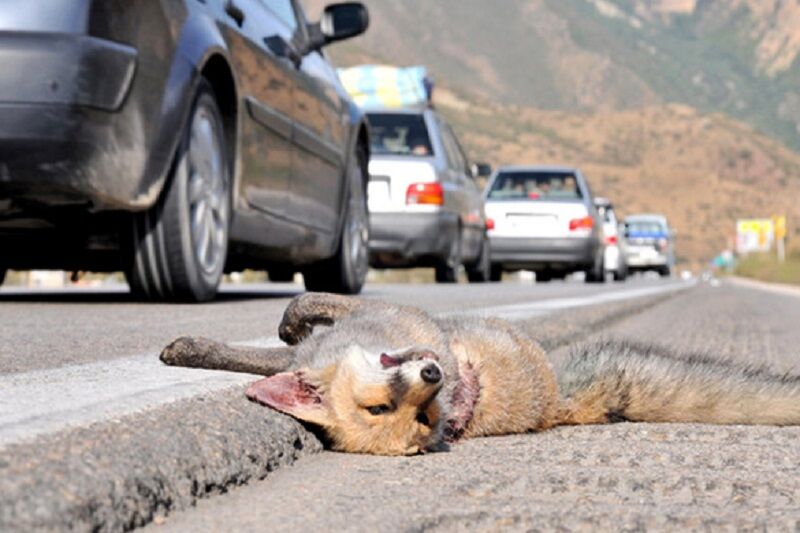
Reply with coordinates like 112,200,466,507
485,166,605,282
622,214,675,277
366,108,490,282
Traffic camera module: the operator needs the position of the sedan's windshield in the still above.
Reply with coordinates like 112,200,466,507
488,171,582,201
366,113,433,157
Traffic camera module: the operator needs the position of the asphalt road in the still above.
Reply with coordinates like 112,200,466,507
6,276,799,531
140,278,800,532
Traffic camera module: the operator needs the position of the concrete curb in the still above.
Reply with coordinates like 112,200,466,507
0,387,322,532
0,286,691,532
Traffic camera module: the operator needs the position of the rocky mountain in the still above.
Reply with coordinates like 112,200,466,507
306,0,800,150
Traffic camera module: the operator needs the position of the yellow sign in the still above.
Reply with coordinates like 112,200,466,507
736,219,774,253
773,215,787,240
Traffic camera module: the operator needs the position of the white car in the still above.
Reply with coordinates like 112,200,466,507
484,166,605,282
365,108,491,282
622,214,675,277
594,197,627,281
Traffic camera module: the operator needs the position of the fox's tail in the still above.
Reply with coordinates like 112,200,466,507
557,340,800,426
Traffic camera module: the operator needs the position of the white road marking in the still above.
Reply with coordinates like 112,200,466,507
725,276,800,299
0,282,690,447
463,281,692,319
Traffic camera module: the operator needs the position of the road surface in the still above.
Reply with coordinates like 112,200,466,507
3,277,799,531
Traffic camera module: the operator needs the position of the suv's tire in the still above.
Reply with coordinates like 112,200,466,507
303,145,369,294
466,236,491,283
536,269,553,283
659,266,671,278
435,228,462,283
125,81,230,302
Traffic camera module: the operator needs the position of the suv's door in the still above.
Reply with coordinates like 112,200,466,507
288,2,349,231
218,0,299,217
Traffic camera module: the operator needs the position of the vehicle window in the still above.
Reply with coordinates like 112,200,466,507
366,113,433,157
447,124,472,176
260,0,298,32
439,123,465,172
487,171,583,201
625,221,667,237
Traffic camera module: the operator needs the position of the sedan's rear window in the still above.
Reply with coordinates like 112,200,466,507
488,171,582,201
366,113,433,157
625,221,667,237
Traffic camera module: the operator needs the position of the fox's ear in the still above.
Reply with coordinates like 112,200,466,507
245,368,333,427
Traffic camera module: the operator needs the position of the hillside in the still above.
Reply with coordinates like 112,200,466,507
305,0,800,151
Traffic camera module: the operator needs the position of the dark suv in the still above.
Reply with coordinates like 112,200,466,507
0,0,371,301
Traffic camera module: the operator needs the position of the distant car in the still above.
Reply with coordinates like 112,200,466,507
594,197,627,282
0,1,370,301
484,166,605,282
622,214,675,277
365,108,491,282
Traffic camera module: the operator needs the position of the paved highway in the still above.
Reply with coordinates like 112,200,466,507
3,277,799,531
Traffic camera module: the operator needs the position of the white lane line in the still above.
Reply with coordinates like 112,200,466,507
461,281,692,319
725,276,800,299
0,282,690,447
0,337,281,447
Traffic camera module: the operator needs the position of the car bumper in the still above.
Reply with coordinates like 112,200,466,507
369,211,458,267
489,235,597,270
0,32,141,209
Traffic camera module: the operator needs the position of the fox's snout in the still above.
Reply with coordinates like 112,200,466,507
420,363,442,384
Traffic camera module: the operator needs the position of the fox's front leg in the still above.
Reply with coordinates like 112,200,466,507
160,337,295,376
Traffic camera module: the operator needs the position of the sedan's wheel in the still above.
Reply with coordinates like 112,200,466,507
489,264,503,282
303,145,369,294
584,255,606,284
466,236,491,283
125,81,230,302
435,229,462,283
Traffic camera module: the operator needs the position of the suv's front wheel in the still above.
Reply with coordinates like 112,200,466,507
303,145,369,294
125,81,230,302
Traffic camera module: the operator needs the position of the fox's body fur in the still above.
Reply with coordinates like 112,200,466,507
161,293,800,455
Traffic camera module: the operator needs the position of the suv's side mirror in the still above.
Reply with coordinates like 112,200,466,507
306,2,369,53
471,162,492,178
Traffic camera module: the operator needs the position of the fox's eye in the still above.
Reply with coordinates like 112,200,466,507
367,404,391,415
416,411,430,426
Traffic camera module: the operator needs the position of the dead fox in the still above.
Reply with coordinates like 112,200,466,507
160,293,800,455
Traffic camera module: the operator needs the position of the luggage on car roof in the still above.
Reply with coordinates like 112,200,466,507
338,65,433,110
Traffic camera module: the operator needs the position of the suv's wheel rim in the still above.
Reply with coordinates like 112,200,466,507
187,106,228,275
346,165,369,283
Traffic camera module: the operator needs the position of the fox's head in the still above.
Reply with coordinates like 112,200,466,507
246,345,446,455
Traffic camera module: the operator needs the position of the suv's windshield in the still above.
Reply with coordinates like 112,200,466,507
366,113,433,157
488,171,582,201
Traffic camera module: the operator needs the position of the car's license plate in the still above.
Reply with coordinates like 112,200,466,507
507,214,556,233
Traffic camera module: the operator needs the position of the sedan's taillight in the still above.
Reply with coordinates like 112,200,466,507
486,218,495,231
569,216,594,231
604,235,618,245
656,238,668,251
406,182,443,205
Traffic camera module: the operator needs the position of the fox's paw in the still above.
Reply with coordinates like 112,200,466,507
160,336,203,367
278,319,312,346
